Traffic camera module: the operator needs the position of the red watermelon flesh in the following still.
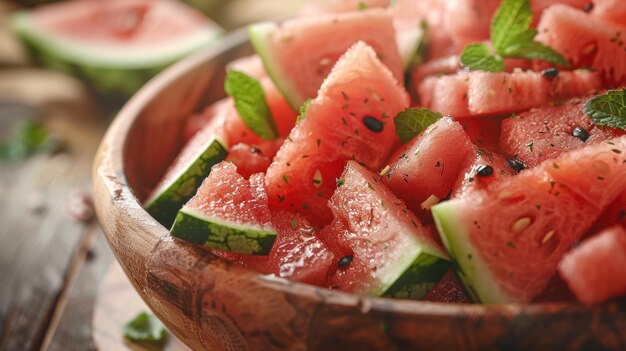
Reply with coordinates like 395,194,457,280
265,41,409,227
558,225,626,304
225,140,282,179
299,0,390,17
423,269,472,303
383,117,474,220
533,274,576,302
221,209,335,287
500,95,623,167
592,190,626,233
183,162,273,230
458,116,503,150
536,5,626,85
322,161,448,297
251,8,404,109
417,70,601,118
592,0,626,26
433,136,626,302
451,147,513,199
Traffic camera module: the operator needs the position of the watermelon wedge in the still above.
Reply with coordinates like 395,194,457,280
418,69,601,118
536,4,626,85
322,161,449,298
500,95,623,167
170,162,277,255
144,117,227,227
249,8,404,109
265,41,409,226
433,136,626,302
559,225,626,304
12,0,222,97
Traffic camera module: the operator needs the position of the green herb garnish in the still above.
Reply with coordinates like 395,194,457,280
225,70,279,140
394,108,443,143
123,311,167,346
296,98,312,123
583,89,626,130
460,0,569,72
357,2,368,11
0,119,60,162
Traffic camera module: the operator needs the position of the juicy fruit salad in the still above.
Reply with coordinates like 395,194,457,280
145,0,626,304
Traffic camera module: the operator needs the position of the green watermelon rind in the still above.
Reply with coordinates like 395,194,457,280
432,201,512,303
144,137,228,228
382,249,450,299
248,22,304,111
171,208,277,255
11,12,223,96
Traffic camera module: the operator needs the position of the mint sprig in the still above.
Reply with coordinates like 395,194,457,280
123,311,167,345
394,108,443,143
0,119,61,162
584,89,626,130
460,0,569,71
225,70,279,140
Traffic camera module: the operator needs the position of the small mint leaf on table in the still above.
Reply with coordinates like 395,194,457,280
394,108,443,144
0,119,61,162
460,44,505,72
584,89,626,130
123,311,167,346
225,70,279,140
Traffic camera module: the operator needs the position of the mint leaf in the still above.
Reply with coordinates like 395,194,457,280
491,0,533,51
225,70,278,140
123,311,167,345
0,119,61,162
584,89,626,129
357,2,368,10
296,98,312,123
502,41,569,65
460,44,505,72
394,108,443,143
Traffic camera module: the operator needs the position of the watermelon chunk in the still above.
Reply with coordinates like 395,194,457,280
418,70,601,118
265,41,409,226
225,140,282,179
218,210,335,286
12,0,222,97
170,162,277,255
593,190,626,232
250,8,404,109
383,117,474,219
433,136,626,302
500,95,623,167
145,116,227,227
423,269,472,303
451,147,514,198
559,225,626,304
592,0,626,26
322,161,449,298
536,4,626,85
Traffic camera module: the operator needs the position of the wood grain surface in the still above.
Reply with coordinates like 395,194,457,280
93,31,626,351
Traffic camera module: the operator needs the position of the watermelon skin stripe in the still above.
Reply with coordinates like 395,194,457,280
383,251,450,299
170,210,277,255
145,139,228,227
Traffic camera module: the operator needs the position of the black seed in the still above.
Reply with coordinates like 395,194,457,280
476,164,494,177
362,116,384,133
541,68,559,80
572,126,590,142
338,255,353,268
583,2,593,12
250,146,262,154
506,158,526,173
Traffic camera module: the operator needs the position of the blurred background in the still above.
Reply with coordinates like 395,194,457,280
0,0,324,349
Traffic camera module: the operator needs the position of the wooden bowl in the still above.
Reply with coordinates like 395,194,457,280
93,30,626,351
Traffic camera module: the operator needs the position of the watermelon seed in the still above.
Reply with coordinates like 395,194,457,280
420,194,440,210
476,165,494,177
363,116,384,133
583,2,593,12
511,217,532,234
338,255,353,268
541,68,559,80
541,230,556,245
572,126,590,141
506,158,526,173
313,170,323,188
379,165,391,177
250,146,262,154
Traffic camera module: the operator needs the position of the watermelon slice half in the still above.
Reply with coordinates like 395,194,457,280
12,0,223,97
171,163,277,255
433,136,626,302
249,8,404,109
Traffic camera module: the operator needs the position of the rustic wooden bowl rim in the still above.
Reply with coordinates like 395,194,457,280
95,29,616,324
